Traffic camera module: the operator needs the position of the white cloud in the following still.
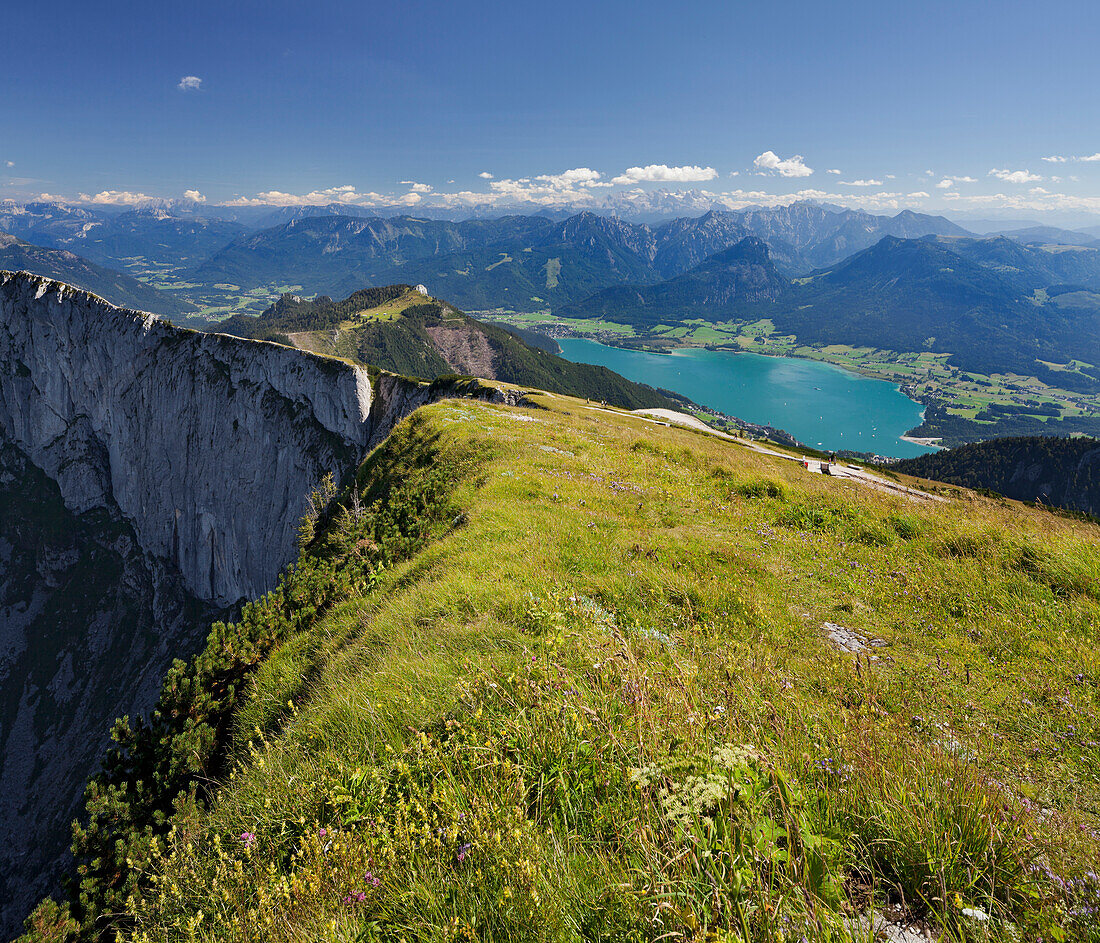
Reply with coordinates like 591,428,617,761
399,181,433,193
177,75,203,91
609,163,718,186
183,189,205,202
840,179,883,187
729,170,739,177
480,168,608,205
4,161,12,168
1029,186,1049,195
908,191,930,198
536,167,607,188
37,192,66,202
937,175,977,189
78,190,156,205
886,174,896,179
922,187,1100,215
826,168,841,174
752,150,813,177
925,170,935,176
397,192,422,205
420,167,615,208
1042,152,1100,163
224,184,394,207
989,168,1042,184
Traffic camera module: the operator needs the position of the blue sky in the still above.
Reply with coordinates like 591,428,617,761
5,0,1100,220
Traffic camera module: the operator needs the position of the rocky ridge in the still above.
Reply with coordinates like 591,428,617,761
0,270,518,933
0,270,436,604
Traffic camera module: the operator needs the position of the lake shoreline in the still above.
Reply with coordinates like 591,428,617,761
596,335,928,407
589,336,937,441
557,337,936,459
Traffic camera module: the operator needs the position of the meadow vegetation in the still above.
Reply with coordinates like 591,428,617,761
22,394,1100,942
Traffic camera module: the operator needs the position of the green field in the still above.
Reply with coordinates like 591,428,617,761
473,311,1100,443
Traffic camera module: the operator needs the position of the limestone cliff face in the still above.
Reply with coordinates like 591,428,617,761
0,270,456,934
0,271,435,605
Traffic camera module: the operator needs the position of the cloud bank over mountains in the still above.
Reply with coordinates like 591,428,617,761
13,149,1100,220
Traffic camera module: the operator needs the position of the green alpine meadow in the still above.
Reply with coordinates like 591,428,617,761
22,390,1100,942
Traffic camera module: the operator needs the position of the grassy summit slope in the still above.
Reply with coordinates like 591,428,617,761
216,286,682,410
26,396,1100,942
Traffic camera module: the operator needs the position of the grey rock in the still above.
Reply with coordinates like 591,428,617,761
0,271,474,933
0,270,437,605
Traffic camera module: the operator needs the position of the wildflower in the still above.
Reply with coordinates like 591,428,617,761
240,832,255,846
456,842,472,863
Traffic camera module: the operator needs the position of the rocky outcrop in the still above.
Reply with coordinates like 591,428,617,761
0,271,472,935
0,271,438,605
0,440,217,930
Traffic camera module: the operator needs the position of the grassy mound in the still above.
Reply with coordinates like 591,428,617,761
24,395,1100,942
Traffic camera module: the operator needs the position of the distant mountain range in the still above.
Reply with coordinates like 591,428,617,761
989,225,1100,247
0,233,194,316
182,202,969,310
4,197,1100,414
563,232,1100,388
0,201,247,268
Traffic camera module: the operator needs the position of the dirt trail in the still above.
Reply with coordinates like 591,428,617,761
624,408,945,503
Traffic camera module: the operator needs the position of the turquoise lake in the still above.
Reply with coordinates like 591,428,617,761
556,338,935,458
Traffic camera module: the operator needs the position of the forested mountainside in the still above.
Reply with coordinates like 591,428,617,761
769,237,1100,383
216,285,684,410
565,234,1100,394
894,436,1100,516
18,392,1100,943
557,236,788,326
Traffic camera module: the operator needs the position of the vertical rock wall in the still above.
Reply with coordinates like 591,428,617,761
0,271,443,935
0,271,435,605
